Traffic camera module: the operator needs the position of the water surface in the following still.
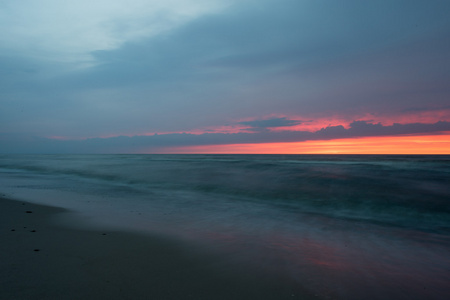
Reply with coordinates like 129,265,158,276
1,154,449,299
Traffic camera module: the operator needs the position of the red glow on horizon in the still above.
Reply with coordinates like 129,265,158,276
156,133,450,154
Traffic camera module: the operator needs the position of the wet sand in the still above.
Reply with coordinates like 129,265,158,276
0,196,314,300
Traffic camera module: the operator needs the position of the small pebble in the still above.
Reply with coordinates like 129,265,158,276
30,230,36,232
11,229,15,231
26,211,33,213
33,249,40,252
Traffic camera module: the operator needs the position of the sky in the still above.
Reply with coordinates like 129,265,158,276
1,0,450,154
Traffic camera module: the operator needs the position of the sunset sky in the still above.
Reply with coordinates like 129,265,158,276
1,0,450,154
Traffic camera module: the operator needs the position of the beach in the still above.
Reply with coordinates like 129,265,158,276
0,196,314,300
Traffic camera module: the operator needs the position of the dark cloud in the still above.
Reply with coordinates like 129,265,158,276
3,121,449,154
316,121,450,139
238,118,302,132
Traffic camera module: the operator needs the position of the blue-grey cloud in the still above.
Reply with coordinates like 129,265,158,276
1,0,450,151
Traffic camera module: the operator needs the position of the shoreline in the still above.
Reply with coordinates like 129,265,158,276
0,196,314,299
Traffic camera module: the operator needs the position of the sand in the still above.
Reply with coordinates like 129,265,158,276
0,196,314,300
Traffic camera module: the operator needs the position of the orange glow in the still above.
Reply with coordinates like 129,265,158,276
156,133,450,154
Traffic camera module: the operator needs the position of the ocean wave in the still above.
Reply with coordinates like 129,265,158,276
1,154,449,233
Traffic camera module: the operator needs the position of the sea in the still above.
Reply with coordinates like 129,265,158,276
1,154,449,299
